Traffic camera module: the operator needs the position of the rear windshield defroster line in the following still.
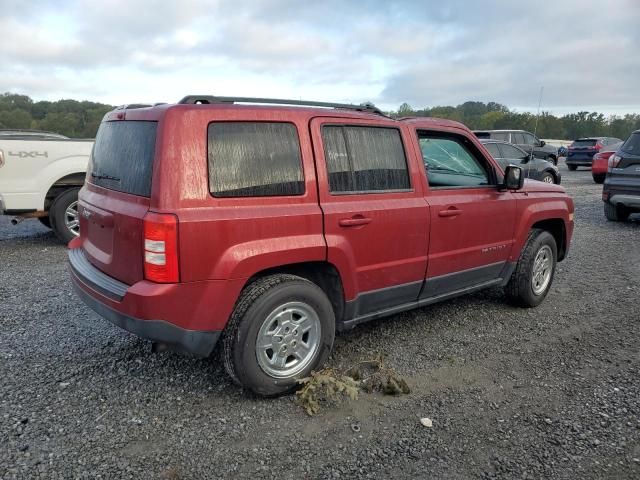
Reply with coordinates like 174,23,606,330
89,121,158,197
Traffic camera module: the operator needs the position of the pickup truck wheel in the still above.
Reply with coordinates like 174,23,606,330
49,188,80,243
222,274,335,396
505,229,557,307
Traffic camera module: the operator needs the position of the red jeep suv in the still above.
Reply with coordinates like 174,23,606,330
68,96,574,395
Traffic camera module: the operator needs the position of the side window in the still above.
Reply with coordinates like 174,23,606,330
419,134,490,188
512,133,526,144
208,122,304,197
499,143,527,159
521,133,535,145
484,143,502,158
322,126,411,193
493,132,509,142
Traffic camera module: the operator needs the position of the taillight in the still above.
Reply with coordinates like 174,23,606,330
595,143,602,151
608,154,622,169
143,212,179,283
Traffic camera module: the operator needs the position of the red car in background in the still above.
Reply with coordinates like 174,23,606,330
592,142,623,184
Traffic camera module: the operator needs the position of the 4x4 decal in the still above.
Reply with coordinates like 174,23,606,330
8,151,48,158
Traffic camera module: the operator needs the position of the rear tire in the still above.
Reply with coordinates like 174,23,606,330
567,165,577,171
505,229,557,307
222,274,335,396
592,174,605,184
49,188,80,244
604,202,629,222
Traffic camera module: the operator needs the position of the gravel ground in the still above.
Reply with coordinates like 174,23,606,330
1,166,639,479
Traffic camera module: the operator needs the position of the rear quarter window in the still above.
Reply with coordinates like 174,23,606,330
89,121,157,197
208,122,304,197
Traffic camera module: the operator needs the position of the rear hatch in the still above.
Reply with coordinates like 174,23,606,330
609,132,640,189
568,138,598,161
79,120,157,285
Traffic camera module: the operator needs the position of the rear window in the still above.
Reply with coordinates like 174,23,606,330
621,133,640,155
208,122,304,197
89,121,157,197
571,139,597,147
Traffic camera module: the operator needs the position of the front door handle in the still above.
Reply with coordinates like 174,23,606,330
438,207,462,218
339,216,372,227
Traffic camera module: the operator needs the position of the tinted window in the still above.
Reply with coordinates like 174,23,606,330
322,126,410,193
521,133,535,145
208,122,304,197
621,133,640,155
499,143,527,159
89,121,157,197
484,143,501,158
492,132,510,142
512,133,526,144
419,135,489,187
572,139,597,147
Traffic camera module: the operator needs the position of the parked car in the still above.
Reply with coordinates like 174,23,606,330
480,139,561,184
473,129,559,165
68,96,574,396
566,137,623,171
602,130,640,221
0,129,93,242
591,142,623,184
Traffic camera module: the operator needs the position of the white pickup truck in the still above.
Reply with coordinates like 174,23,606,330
0,129,93,242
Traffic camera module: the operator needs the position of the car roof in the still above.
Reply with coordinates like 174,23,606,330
0,129,68,140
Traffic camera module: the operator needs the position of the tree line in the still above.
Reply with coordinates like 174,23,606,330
1,93,639,141
392,101,640,141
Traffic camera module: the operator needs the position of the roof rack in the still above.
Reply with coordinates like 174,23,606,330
177,95,383,115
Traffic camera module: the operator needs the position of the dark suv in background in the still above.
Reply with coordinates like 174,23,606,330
603,130,640,221
566,137,623,171
474,129,559,165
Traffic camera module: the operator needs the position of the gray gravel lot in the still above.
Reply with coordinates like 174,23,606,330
1,167,639,479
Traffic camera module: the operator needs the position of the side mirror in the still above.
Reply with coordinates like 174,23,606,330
502,165,525,190
539,140,546,147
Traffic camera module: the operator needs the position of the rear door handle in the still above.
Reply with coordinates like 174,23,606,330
438,207,462,218
339,216,372,227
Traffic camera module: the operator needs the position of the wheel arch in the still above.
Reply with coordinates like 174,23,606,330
244,261,346,324
42,172,86,211
531,218,566,261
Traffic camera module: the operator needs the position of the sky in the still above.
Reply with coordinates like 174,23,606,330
1,0,639,115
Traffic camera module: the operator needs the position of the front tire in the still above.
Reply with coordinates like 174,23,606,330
49,188,80,244
222,274,335,396
505,229,557,307
540,172,555,184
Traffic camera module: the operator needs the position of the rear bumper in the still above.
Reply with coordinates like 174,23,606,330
69,248,225,356
608,194,640,209
566,158,593,166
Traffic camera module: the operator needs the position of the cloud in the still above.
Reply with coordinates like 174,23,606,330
0,0,638,112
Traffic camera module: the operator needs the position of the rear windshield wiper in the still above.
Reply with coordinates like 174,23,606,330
91,172,121,181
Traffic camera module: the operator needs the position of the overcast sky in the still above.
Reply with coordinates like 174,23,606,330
2,0,639,114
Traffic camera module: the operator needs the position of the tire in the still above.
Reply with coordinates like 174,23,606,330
38,217,51,228
49,188,80,244
222,274,335,396
548,156,558,166
505,229,557,307
604,202,629,222
540,172,555,184
592,174,605,184
567,165,577,171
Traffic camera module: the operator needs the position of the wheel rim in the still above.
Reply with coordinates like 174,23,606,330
64,200,80,237
543,175,554,183
531,245,553,295
256,301,321,379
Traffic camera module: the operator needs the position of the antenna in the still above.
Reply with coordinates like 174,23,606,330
528,86,544,173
